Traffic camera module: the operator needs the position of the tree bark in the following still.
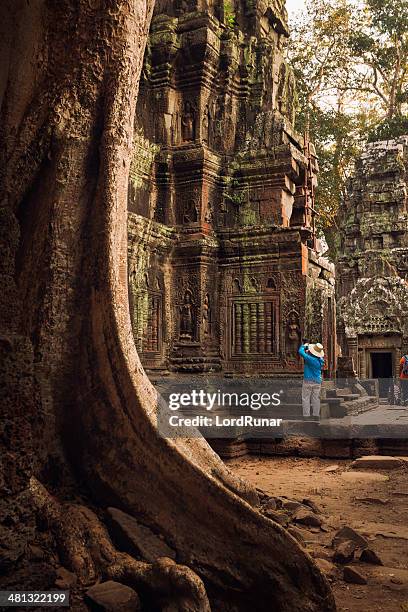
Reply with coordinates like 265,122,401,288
0,1,335,610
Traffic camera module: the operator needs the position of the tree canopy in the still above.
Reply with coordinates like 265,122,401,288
288,0,408,245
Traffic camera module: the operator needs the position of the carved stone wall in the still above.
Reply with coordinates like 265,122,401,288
127,0,336,375
337,137,408,380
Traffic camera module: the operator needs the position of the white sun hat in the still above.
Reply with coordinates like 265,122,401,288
309,343,324,358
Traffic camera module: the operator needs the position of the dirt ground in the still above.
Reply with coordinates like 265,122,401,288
227,455,408,612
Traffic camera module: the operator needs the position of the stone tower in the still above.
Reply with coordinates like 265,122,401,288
127,0,336,375
337,137,408,390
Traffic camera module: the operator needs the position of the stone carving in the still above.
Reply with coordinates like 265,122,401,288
286,310,301,358
202,103,213,146
181,101,196,142
179,290,195,340
233,278,242,294
145,294,162,352
127,1,335,374
338,276,408,337
250,277,260,292
337,138,408,372
183,199,199,224
239,199,259,226
171,104,180,145
204,203,213,224
130,266,165,362
202,293,211,337
276,61,297,124
231,298,278,357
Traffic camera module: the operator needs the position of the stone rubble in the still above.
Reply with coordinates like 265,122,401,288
85,581,141,612
343,566,368,585
107,507,176,563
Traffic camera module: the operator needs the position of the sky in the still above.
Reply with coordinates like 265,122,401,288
285,0,306,18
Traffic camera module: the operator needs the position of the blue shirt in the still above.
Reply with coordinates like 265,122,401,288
299,345,324,383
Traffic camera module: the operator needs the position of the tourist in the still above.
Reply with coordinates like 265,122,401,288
399,354,408,406
299,341,325,418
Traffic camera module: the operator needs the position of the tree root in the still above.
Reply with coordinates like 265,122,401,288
30,477,210,611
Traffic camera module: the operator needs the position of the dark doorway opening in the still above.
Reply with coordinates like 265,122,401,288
371,352,393,397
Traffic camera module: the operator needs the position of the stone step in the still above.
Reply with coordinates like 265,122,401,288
344,396,378,416
218,393,379,421
326,397,345,404
326,388,353,398
216,437,408,460
341,393,360,401
351,455,408,470
322,396,378,419
324,398,346,418
326,389,361,401
85,581,140,612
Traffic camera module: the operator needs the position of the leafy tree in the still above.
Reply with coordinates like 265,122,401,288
289,0,363,241
349,0,408,119
288,0,408,250
290,0,354,123
367,115,408,142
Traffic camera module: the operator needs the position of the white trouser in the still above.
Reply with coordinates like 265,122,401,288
302,381,321,417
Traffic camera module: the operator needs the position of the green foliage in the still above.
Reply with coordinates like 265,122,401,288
288,0,408,254
224,1,237,29
366,0,408,37
367,115,408,142
348,0,408,119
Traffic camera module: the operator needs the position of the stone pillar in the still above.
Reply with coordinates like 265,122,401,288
347,337,359,377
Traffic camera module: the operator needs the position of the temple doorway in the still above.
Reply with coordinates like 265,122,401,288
370,351,393,397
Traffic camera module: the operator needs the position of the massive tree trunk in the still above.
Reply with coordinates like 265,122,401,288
0,1,335,609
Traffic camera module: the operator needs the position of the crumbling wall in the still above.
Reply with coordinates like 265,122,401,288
337,137,408,376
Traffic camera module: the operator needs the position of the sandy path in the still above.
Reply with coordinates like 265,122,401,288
227,456,408,612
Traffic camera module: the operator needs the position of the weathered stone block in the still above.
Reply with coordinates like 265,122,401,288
85,581,141,612
107,507,176,563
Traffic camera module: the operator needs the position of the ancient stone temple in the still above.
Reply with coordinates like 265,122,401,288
337,137,408,391
127,0,336,376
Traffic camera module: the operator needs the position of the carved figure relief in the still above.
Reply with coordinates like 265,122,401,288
239,199,258,226
285,69,297,125
202,293,212,337
204,203,213,224
179,290,195,340
171,105,180,145
250,277,260,292
181,101,196,141
276,62,286,115
233,278,242,293
276,61,297,125
131,269,164,357
144,294,162,353
183,199,199,224
202,104,212,145
286,310,301,358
